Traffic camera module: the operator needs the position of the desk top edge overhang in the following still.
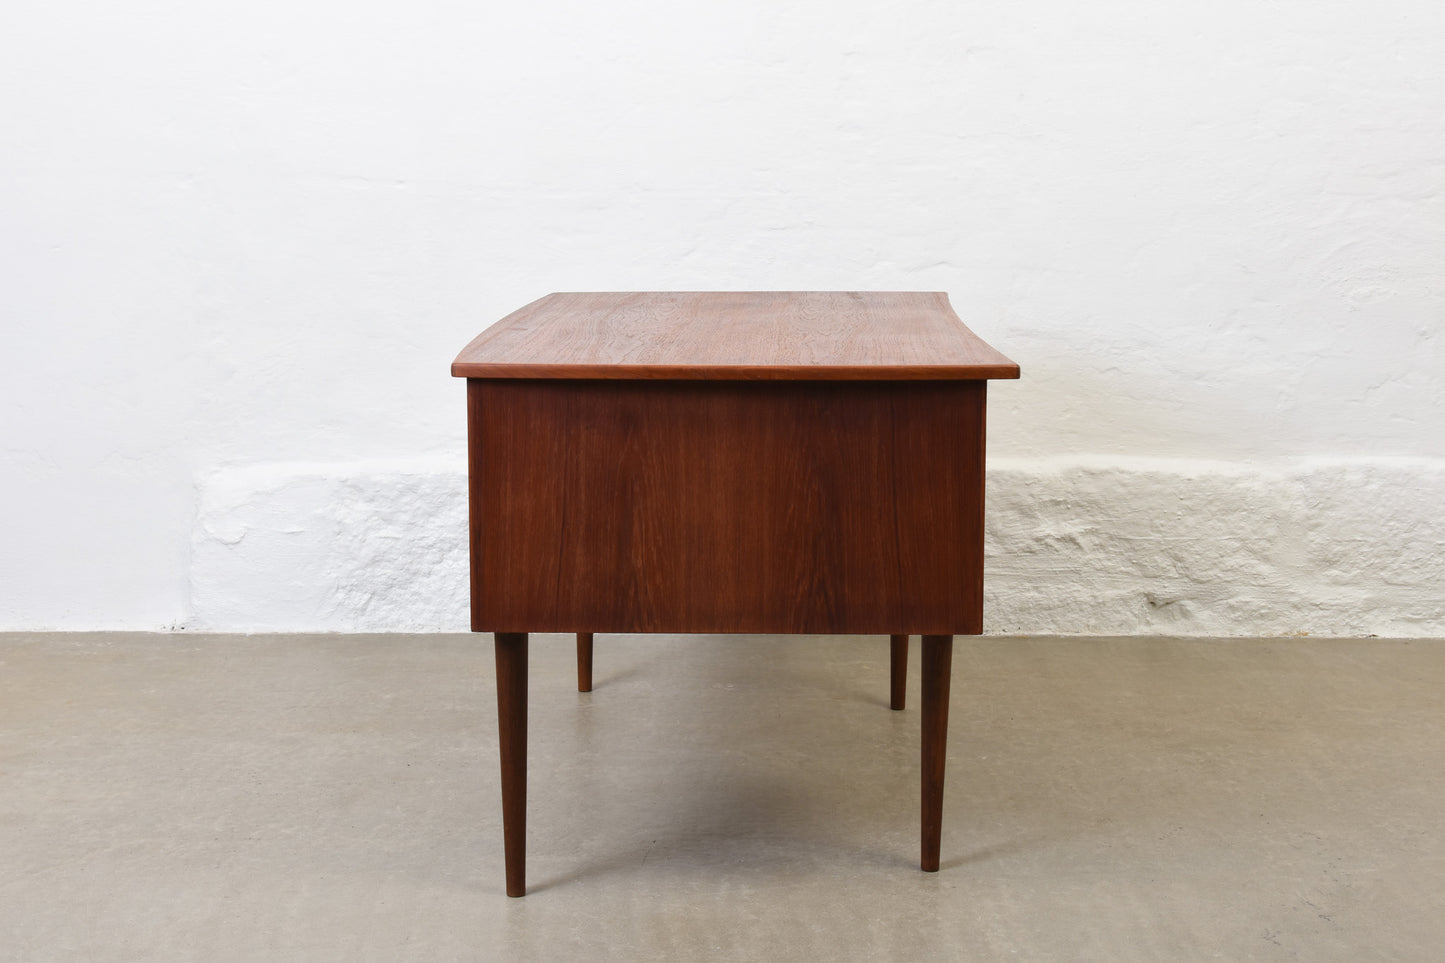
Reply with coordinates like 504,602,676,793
451,291,1020,381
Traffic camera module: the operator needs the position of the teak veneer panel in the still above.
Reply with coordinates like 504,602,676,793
467,379,986,635
451,291,1020,381
457,290,1019,895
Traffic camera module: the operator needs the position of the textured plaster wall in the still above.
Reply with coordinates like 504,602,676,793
3,0,1443,632
188,458,1445,636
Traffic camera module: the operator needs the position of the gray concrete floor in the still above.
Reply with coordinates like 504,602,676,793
1,633,1443,961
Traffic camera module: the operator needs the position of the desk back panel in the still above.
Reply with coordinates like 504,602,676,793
467,379,986,635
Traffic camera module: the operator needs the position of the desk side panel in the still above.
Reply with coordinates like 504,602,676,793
467,379,985,635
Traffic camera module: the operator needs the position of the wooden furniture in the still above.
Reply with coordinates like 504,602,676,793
453,292,1018,896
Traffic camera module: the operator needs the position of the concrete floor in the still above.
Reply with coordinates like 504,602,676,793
1,633,1443,961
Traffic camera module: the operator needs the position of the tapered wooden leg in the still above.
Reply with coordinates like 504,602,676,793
920,634,953,872
577,632,594,692
495,632,528,897
889,634,909,710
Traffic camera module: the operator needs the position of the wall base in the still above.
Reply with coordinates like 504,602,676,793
190,456,1445,636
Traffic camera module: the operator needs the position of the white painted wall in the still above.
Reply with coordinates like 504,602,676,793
3,0,1443,633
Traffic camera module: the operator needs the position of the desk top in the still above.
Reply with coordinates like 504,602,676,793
451,292,1019,381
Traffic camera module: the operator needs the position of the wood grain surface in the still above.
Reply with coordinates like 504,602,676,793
920,634,954,873
467,378,987,635
493,632,527,897
452,292,1019,380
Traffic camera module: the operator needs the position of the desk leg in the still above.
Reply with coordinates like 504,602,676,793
576,633,594,692
920,634,953,872
495,632,528,897
889,635,909,710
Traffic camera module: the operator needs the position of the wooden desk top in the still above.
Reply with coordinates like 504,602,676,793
452,292,1019,381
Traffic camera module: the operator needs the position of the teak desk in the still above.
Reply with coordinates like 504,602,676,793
452,292,1019,896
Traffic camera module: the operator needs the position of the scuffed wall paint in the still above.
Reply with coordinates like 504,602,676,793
190,459,1445,636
